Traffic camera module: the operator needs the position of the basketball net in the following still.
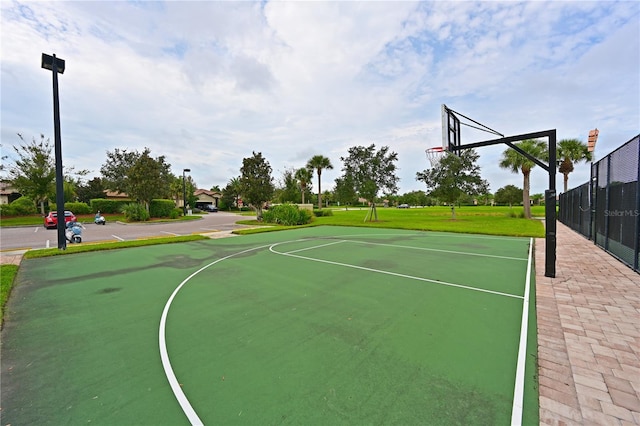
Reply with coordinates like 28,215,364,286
425,146,445,168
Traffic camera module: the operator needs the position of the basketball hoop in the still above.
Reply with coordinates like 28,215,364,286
425,146,446,168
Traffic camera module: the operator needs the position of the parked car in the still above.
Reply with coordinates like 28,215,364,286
203,204,218,212
44,210,77,229
397,204,410,209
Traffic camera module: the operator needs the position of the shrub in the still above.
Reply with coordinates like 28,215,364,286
313,209,333,217
263,204,312,226
91,199,130,214
121,203,150,222
169,208,182,219
64,202,91,215
149,199,176,218
0,196,37,216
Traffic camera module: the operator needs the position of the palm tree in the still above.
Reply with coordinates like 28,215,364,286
499,139,548,219
227,176,242,208
294,167,312,204
306,155,333,209
558,138,592,193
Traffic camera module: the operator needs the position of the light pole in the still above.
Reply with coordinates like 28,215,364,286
183,168,191,216
41,53,66,250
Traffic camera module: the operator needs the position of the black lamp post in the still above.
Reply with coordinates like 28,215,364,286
41,53,66,250
183,169,191,216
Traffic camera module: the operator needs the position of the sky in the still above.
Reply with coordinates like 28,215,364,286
2,0,639,197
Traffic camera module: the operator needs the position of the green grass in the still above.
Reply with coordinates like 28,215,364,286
1,264,19,323
22,235,209,259
238,205,546,238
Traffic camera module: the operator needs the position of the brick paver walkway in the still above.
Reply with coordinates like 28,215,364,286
2,223,639,424
536,222,640,425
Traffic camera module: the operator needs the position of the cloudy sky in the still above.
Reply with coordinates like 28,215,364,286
2,1,639,197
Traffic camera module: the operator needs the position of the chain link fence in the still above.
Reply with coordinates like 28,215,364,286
559,134,640,273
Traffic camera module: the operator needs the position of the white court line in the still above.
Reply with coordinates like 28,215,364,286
345,239,527,261
270,242,523,300
510,238,533,426
112,235,125,241
159,242,277,426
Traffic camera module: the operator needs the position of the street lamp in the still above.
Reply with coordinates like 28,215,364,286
41,53,66,250
183,169,191,216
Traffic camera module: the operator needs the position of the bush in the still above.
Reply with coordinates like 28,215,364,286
121,203,150,222
64,202,91,215
263,204,312,226
0,196,37,216
506,209,526,218
313,209,333,217
91,199,130,214
169,208,182,219
149,199,176,218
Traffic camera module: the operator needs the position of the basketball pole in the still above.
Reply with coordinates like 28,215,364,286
449,129,558,278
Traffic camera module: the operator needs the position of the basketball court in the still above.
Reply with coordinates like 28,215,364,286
1,226,539,425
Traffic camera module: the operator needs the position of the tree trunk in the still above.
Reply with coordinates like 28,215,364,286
563,172,569,193
451,204,456,219
317,172,322,210
523,170,531,219
255,205,263,221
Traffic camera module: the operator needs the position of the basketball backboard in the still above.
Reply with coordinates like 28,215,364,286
441,104,461,155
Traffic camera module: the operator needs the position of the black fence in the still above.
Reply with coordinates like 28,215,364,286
559,134,640,273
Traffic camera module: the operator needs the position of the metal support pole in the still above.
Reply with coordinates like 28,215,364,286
182,168,190,216
544,130,557,277
183,172,187,216
51,54,66,250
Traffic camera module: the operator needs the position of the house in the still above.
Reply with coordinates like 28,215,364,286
103,190,131,200
0,182,21,205
193,189,221,210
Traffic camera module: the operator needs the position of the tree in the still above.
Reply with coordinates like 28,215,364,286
558,138,592,193
499,139,548,219
306,155,333,210
416,149,488,219
477,191,494,206
100,147,172,212
275,168,300,203
294,167,313,204
494,185,523,207
339,144,399,221
531,193,544,206
240,152,275,220
7,133,55,214
76,177,106,203
334,176,357,209
222,176,242,210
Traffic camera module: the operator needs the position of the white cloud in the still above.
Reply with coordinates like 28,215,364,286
1,0,638,198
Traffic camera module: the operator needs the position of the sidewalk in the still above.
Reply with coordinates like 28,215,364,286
0,250,25,266
536,222,640,425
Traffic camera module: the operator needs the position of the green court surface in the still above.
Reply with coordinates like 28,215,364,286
1,226,539,425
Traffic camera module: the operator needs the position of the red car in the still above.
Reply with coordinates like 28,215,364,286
44,210,77,229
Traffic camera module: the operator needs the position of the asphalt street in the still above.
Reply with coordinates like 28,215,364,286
0,212,249,251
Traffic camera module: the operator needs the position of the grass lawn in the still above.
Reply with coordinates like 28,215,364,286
0,265,19,323
239,205,547,238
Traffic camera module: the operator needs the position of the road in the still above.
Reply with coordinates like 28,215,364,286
0,212,249,251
